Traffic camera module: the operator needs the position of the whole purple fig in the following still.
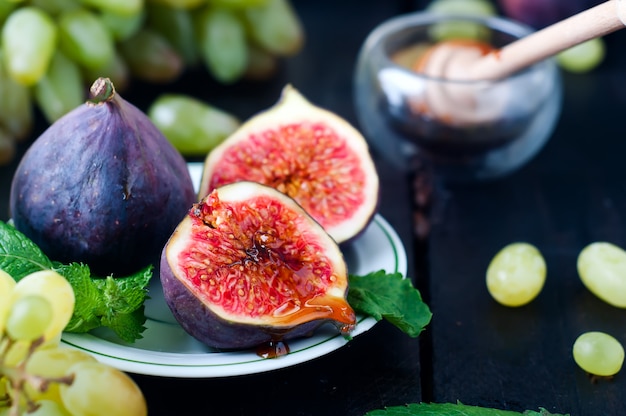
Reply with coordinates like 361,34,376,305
10,78,195,276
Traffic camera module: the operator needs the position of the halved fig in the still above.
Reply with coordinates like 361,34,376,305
160,181,356,352
198,84,379,244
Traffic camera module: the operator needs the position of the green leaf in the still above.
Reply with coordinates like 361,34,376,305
94,269,152,314
63,268,152,343
348,270,432,337
365,402,570,416
50,264,152,342
0,220,53,279
0,220,151,342
101,305,147,344
58,262,104,333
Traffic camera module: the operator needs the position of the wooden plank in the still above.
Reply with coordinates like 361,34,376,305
424,36,626,414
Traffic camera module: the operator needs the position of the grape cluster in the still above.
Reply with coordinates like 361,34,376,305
0,269,147,416
0,0,303,165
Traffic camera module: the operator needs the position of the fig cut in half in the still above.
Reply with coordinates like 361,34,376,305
160,181,356,353
198,84,379,244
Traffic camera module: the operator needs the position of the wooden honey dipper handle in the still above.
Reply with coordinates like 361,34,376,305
467,0,626,80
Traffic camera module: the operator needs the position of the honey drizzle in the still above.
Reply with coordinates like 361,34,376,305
257,339,290,359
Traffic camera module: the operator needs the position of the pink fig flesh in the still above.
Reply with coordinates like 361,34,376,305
160,181,356,351
199,85,379,244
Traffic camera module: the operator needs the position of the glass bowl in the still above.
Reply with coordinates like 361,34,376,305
353,12,562,182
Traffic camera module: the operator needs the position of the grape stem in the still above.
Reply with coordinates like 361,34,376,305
0,335,73,415
0,336,8,364
0,389,9,407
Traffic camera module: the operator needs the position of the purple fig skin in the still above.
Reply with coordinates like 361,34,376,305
160,249,324,350
9,78,195,276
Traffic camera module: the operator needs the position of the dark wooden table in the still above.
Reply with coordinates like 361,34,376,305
2,1,626,415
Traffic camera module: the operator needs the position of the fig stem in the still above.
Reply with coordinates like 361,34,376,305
87,77,116,106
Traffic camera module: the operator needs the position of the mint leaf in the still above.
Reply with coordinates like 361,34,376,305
58,262,154,343
101,305,147,344
0,221,151,342
0,221,53,279
348,270,432,338
63,269,152,343
365,402,569,416
58,263,104,333
94,271,152,314
91,270,152,343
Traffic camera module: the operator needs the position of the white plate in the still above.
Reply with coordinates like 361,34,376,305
60,164,408,378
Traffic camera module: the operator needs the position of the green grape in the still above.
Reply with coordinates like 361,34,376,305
426,0,496,16
556,37,605,74
118,28,183,83
1,7,58,86
244,44,278,81
0,376,7,405
80,0,144,17
34,51,85,124
3,340,31,367
60,362,147,416
6,295,53,342
0,1,17,24
573,331,625,377
486,242,546,307
426,0,496,42
0,49,34,141
148,0,207,8
195,7,248,84
3,332,59,368
243,0,304,56
29,0,80,15
100,9,145,41
12,271,75,342
209,0,270,7
57,8,115,70
0,269,16,335
26,400,71,416
577,242,626,308
146,3,198,66
27,348,97,379
26,347,97,402
148,94,240,156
